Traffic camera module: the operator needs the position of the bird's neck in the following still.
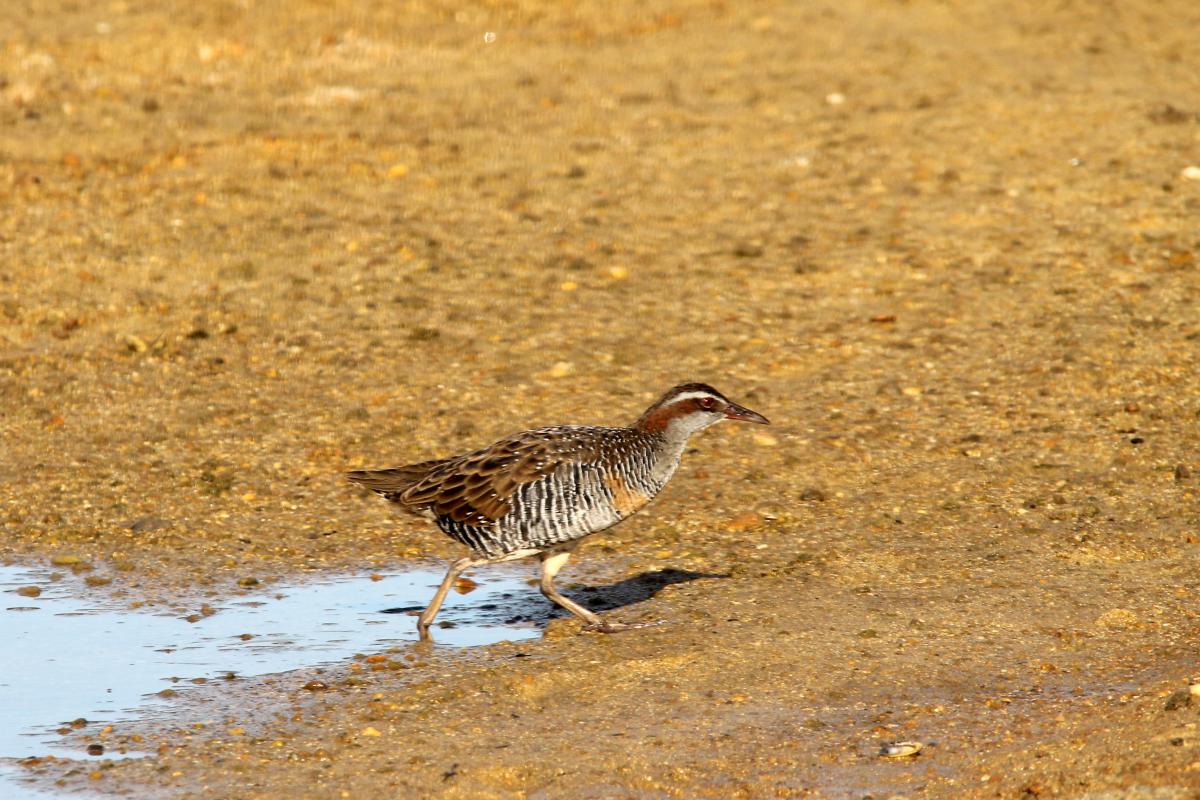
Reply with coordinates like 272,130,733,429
644,421,699,486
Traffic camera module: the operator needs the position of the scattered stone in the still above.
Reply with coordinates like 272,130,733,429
128,516,172,533
1080,786,1193,800
1175,464,1192,481
1096,608,1139,630
799,487,827,502
303,680,329,691
360,726,382,737
84,575,111,587
408,326,440,341
237,577,259,587
879,741,922,758
1147,104,1195,124
1164,689,1193,711
1182,166,1200,181
86,744,104,756
15,586,41,597
752,432,778,447
725,511,765,532
50,555,82,566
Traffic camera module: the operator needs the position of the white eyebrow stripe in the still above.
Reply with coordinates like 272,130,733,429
666,391,721,405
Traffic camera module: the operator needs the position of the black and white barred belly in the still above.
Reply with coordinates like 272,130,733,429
437,452,670,559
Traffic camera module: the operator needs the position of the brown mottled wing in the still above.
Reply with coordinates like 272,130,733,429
397,428,602,526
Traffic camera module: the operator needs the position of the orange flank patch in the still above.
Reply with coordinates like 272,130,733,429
605,474,651,517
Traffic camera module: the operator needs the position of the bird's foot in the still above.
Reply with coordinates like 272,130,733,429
583,619,663,634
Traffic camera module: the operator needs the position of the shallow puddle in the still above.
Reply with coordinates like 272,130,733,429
0,563,539,797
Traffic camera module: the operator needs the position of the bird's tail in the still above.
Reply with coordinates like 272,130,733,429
347,459,451,496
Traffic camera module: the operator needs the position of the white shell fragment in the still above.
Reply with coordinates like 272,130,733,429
879,741,923,759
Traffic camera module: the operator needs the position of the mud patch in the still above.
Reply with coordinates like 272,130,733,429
0,563,538,795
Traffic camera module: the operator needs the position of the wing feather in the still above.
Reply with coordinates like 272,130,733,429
395,427,603,525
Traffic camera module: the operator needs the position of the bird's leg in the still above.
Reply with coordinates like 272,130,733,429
418,556,481,641
538,548,655,634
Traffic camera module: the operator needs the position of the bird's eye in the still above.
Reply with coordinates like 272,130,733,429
698,397,715,410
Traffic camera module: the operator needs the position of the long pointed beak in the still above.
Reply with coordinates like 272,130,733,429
724,402,770,425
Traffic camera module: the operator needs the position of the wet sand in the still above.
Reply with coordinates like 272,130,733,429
3,0,1200,797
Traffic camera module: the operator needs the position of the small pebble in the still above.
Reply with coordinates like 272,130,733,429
752,433,778,447
725,511,764,532
880,741,922,758
1164,689,1193,711
86,744,104,756
1182,165,1200,181
303,680,329,691
16,586,41,597
1096,608,1139,629
128,516,172,533
360,726,382,737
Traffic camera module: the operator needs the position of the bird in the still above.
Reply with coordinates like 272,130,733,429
347,382,769,639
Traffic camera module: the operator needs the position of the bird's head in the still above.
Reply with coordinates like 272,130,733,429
634,383,769,440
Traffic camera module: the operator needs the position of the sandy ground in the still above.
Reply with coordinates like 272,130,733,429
4,0,1200,797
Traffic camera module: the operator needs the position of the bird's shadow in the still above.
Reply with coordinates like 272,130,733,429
551,568,728,616
380,568,727,626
